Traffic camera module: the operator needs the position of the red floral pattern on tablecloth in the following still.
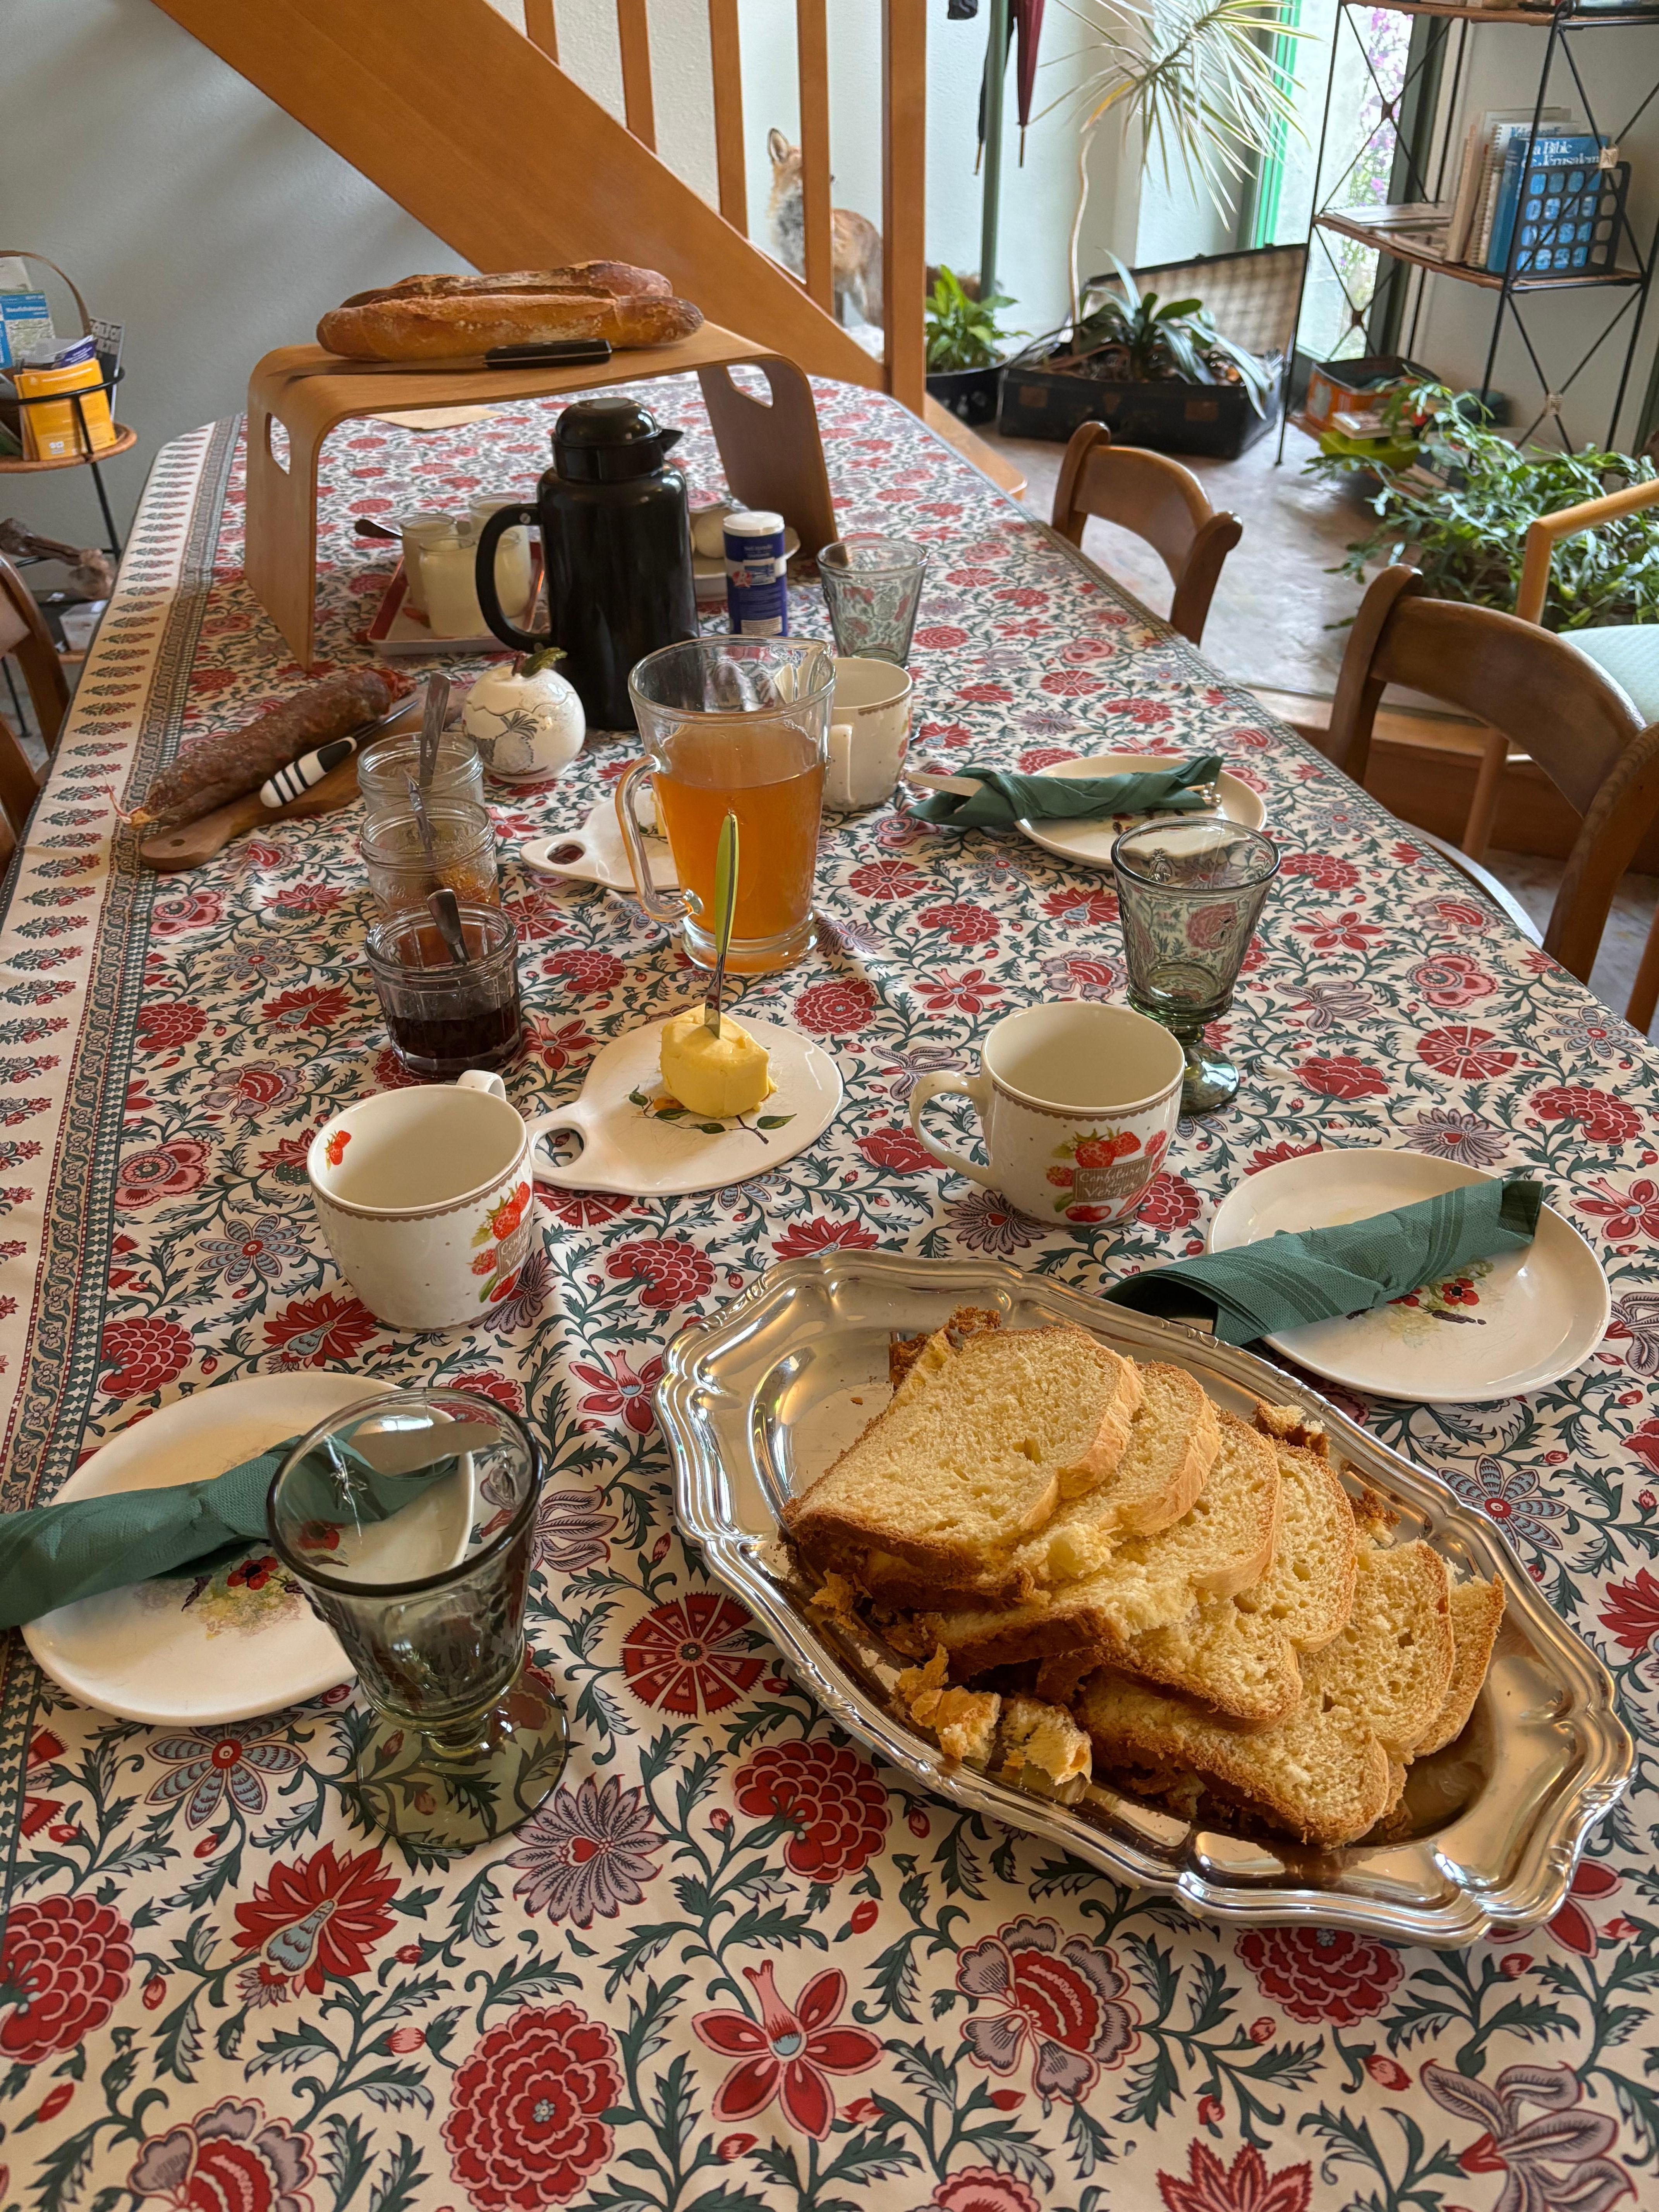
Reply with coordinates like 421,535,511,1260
2,375,1656,2210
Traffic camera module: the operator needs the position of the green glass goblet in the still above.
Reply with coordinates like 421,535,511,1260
1112,818,1279,1113
268,1386,567,1852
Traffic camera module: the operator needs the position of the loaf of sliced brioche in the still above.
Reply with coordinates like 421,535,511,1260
1074,1534,1455,1846
931,1411,1279,1676
1038,1432,1357,1724
786,1323,1142,1597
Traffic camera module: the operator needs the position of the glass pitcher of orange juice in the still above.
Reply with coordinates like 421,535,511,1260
618,638,834,974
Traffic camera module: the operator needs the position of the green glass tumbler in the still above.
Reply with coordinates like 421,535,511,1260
268,1387,567,1853
1112,818,1279,1113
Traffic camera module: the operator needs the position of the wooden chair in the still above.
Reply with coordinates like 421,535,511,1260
0,713,31,859
0,553,69,747
1325,566,1659,989
1049,422,1243,648
1462,474,1659,865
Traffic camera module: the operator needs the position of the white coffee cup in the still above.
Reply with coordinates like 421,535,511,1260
309,1071,548,1330
825,656,913,812
908,1001,1185,1228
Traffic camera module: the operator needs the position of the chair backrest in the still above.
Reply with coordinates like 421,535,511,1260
0,554,70,753
0,708,38,845
1326,565,1659,981
1050,422,1242,647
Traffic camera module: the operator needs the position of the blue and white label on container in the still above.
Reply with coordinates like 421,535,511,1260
725,508,788,637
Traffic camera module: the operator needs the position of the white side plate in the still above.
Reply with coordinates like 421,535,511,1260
521,794,677,891
531,1013,843,1197
24,1372,395,1725
1208,1149,1610,1402
1019,750,1266,870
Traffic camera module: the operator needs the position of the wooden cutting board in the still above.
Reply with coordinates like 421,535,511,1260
138,754,362,872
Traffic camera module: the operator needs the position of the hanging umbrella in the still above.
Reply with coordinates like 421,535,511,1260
976,0,1046,168
1013,0,1046,161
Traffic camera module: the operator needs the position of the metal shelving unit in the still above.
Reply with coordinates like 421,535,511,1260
1281,0,1659,454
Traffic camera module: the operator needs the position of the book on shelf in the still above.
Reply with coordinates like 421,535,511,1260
1490,132,1610,272
1446,106,1570,265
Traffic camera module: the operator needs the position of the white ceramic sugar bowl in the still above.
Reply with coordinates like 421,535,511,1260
462,649,586,783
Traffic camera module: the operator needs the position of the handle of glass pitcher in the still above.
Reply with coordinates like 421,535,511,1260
613,759,692,929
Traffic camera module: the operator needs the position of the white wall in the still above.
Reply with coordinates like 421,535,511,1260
3,0,473,549
3,0,1142,557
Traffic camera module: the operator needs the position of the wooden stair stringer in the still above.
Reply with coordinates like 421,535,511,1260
149,0,884,395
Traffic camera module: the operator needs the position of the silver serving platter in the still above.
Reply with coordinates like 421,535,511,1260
658,1251,1633,1948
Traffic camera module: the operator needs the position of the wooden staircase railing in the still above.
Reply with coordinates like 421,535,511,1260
150,0,928,414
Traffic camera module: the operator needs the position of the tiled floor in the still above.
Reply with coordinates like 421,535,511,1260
984,417,1659,1034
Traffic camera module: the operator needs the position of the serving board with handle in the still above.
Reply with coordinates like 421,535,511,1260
138,753,361,873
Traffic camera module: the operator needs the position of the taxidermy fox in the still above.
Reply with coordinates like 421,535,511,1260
766,127,883,326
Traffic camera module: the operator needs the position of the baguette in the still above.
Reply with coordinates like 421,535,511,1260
318,285,702,361
339,264,673,309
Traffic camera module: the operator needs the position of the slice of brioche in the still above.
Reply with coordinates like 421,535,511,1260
785,1323,1142,1595
1041,1435,1357,1725
1074,1536,1455,1847
1012,1363,1222,1585
1413,1575,1504,1759
931,1412,1279,1677
860,1358,1220,1609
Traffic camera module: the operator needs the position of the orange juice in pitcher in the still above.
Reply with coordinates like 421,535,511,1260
618,641,834,974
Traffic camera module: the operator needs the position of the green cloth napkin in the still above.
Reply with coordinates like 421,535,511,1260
1107,1174,1544,1348
913,752,1224,830
0,1437,445,1633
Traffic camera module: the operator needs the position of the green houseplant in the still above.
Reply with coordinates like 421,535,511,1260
1071,254,1276,415
1309,382,1659,630
925,267,1024,427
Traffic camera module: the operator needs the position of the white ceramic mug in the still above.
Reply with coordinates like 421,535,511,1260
308,1072,548,1330
825,656,913,812
908,1001,1185,1227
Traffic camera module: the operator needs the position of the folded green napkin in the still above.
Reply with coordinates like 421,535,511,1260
1108,1174,1544,1348
913,752,1224,830
0,1436,448,1633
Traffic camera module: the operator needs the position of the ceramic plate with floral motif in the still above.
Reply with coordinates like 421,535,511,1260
24,1372,396,1726
1018,751,1267,870
531,1013,843,1199
1208,1149,1609,1402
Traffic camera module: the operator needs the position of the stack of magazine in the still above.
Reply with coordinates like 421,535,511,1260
1443,107,1616,274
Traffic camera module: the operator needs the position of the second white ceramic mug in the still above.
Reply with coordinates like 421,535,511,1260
908,1001,1185,1226
309,1072,548,1330
825,655,913,812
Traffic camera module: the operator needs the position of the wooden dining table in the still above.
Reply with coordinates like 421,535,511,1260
1,376,1654,2212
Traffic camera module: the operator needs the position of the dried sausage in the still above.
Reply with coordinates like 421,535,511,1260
131,669,398,829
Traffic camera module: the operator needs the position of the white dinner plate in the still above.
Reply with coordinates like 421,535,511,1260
1207,1149,1610,1403
1018,750,1266,870
24,1371,395,1725
533,1013,843,1197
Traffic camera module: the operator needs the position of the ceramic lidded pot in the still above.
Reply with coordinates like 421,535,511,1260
463,648,586,783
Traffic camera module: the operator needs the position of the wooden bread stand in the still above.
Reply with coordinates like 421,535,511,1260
245,322,839,669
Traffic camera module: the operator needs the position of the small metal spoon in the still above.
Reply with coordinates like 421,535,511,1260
417,671,450,789
426,886,470,967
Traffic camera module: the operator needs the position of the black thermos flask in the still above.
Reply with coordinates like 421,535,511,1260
474,395,699,731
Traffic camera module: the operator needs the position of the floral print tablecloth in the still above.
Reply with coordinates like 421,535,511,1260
0,377,1655,2212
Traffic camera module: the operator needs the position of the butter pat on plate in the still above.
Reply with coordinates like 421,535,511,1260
659,1006,775,1118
